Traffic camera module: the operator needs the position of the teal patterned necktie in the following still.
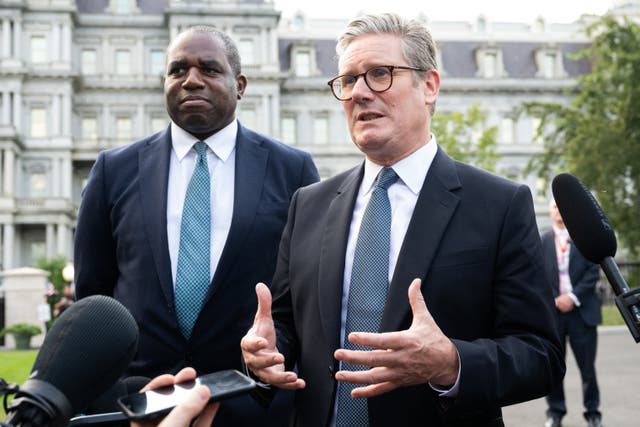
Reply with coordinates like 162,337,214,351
336,167,399,426
175,141,211,339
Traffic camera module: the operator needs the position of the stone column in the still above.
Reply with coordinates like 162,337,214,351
3,223,14,269
2,18,10,58
3,148,14,196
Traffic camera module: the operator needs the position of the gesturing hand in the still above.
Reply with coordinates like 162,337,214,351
334,278,459,398
240,283,305,389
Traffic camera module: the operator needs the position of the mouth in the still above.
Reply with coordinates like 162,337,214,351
356,111,384,122
180,96,211,106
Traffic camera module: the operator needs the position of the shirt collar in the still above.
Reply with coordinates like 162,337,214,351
361,135,438,195
170,119,237,163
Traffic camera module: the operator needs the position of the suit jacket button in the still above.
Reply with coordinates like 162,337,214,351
329,365,334,377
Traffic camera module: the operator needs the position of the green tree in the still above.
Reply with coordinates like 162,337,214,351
521,14,640,259
432,103,499,172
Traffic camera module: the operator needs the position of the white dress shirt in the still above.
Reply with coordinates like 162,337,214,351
167,120,237,287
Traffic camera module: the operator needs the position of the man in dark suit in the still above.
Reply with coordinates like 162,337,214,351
241,13,563,427
74,26,318,425
542,199,602,427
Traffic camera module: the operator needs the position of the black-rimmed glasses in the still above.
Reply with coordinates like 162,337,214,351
327,65,428,101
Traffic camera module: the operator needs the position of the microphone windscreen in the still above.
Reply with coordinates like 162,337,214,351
552,173,617,263
85,376,150,414
29,295,139,414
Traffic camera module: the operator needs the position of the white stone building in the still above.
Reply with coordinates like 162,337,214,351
0,0,637,268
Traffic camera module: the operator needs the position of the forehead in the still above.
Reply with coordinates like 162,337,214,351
167,32,226,61
338,34,405,72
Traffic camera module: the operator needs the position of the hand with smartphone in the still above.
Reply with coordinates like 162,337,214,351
123,367,222,427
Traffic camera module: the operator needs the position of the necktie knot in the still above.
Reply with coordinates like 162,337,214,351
194,141,208,162
375,167,398,190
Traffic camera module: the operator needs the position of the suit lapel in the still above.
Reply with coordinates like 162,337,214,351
139,128,174,306
381,148,461,333
318,166,363,352
208,124,269,298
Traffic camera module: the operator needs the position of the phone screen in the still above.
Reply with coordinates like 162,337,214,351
117,369,256,420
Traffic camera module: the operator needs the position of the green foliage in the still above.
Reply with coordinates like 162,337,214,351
0,323,42,338
520,14,640,258
432,103,499,172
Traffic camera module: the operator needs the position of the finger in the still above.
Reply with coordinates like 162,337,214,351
408,278,435,327
254,282,273,322
240,335,270,353
334,348,399,368
243,350,286,369
158,385,210,427
173,367,197,383
139,373,176,392
252,368,305,388
335,366,394,384
342,330,407,350
350,381,399,398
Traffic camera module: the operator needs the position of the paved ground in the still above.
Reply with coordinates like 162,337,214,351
502,326,639,427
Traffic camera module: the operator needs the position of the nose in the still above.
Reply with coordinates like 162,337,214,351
350,74,373,102
182,67,204,89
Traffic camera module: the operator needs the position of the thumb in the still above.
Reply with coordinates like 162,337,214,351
254,282,273,323
408,278,434,327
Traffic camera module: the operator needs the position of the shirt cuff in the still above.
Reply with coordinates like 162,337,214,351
428,349,461,397
568,292,581,307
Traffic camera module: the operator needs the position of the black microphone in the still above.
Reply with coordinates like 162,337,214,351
85,376,150,415
2,295,139,426
552,173,640,342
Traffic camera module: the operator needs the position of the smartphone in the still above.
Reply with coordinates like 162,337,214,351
116,369,256,421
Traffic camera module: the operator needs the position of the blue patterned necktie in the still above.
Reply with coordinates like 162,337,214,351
336,167,399,427
175,141,211,339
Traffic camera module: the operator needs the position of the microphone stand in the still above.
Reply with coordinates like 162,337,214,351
601,257,640,343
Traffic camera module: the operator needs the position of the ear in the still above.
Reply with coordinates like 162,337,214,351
422,69,440,106
236,74,248,100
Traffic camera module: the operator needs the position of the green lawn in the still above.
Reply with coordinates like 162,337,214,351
602,303,625,326
0,349,38,419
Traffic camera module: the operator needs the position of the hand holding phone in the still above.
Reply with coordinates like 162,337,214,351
118,369,256,422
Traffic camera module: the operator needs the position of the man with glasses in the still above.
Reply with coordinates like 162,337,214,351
242,13,563,426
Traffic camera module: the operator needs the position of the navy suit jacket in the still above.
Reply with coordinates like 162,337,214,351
75,123,318,423
541,231,602,326
269,147,564,426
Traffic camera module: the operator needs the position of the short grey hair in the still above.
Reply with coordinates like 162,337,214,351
168,25,242,76
336,13,438,73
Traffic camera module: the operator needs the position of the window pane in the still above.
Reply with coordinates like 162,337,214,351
116,117,132,142
82,117,97,140
295,51,310,77
30,173,47,197
238,39,255,65
484,53,496,78
500,118,514,144
31,108,47,137
150,50,165,75
31,36,48,63
281,117,296,145
544,53,556,78
81,49,97,75
115,50,131,75
312,117,328,144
